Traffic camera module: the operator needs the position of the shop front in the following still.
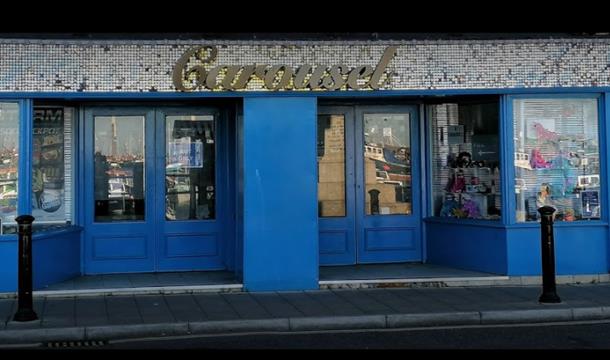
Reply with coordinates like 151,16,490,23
0,36,609,293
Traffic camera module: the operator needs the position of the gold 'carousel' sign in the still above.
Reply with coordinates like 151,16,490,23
172,46,397,91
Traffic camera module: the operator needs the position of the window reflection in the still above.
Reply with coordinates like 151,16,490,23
0,103,19,234
317,114,346,217
94,116,145,222
165,115,215,221
514,98,601,222
364,114,411,215
429,102,501,220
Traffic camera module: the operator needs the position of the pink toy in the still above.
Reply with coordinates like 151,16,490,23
532,122,559,142
450,171,466,193
530,149,551,169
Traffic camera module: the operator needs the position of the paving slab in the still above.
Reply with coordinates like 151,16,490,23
250,293,304,318
163,294,207,323
192,293,239,321
276,292,334,317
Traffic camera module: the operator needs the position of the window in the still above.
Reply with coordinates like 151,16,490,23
317,114,346,217
0,103,19,234
94,116,145,222
32,107,74,231
513,98,600,222
363,113,411,215
165,115,216,221
429,100,501,220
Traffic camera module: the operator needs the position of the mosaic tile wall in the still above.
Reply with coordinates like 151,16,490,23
0,39,609,92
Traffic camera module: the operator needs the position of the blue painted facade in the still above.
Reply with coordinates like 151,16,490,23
1,40,610,293
242,98,319,291
1,89,609,293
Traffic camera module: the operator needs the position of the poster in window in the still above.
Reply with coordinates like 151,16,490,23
168,141,204,168
447,125,464,145
472,134,498,162
32,108,65,220
581,190,600,218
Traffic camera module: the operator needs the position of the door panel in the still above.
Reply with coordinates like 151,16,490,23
318,107,356,265
318,105,422,266
83,106,230,274
356,107,421,263
155,108,226,271
84,108,156,273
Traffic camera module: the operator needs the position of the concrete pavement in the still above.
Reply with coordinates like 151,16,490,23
2,283,610,346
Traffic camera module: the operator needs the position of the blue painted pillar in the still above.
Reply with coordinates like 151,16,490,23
242,97,318,291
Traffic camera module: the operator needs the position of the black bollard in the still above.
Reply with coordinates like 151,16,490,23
13,215,38,322
537,206,561,303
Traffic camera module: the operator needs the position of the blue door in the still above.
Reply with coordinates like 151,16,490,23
318,105,421,265
83,106,231,274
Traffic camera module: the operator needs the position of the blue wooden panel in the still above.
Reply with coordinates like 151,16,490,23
319,231,348,255
506,225,608,275
164,234,218,258
33,228,81,290
235,112,244,276
17,99,32,216
357,106,422,264
425,220,507,274
318,106,356,266
153,107,232,272
1,229,82,292
605,93,610,272
365,228,415,251
83,107,156,274
93,235,147,260
0,239,17,292
242,97,318,291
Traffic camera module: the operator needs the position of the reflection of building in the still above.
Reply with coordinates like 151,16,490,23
365,157,410,215
318,116,345,217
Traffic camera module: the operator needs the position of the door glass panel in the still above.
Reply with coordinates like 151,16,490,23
363,113,411,215
0,103,19,234
32,107,75,231
165,115,215,221
94,116,145,222
317,114,346,217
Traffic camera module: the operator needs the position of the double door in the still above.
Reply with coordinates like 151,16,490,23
318,105,421,265
83,107,231,274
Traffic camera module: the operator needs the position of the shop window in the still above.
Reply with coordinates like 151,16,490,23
31,107,74,231
429,101,501,220
513,98,600,222
0,103,19,234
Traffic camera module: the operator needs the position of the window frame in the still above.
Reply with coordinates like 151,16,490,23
425,97,504,223
0,99,31,238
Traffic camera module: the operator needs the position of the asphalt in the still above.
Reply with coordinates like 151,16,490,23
2,283,610,346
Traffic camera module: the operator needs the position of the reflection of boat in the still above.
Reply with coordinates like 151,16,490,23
366,145,410,176
364,144,385,162
366,144,411,189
